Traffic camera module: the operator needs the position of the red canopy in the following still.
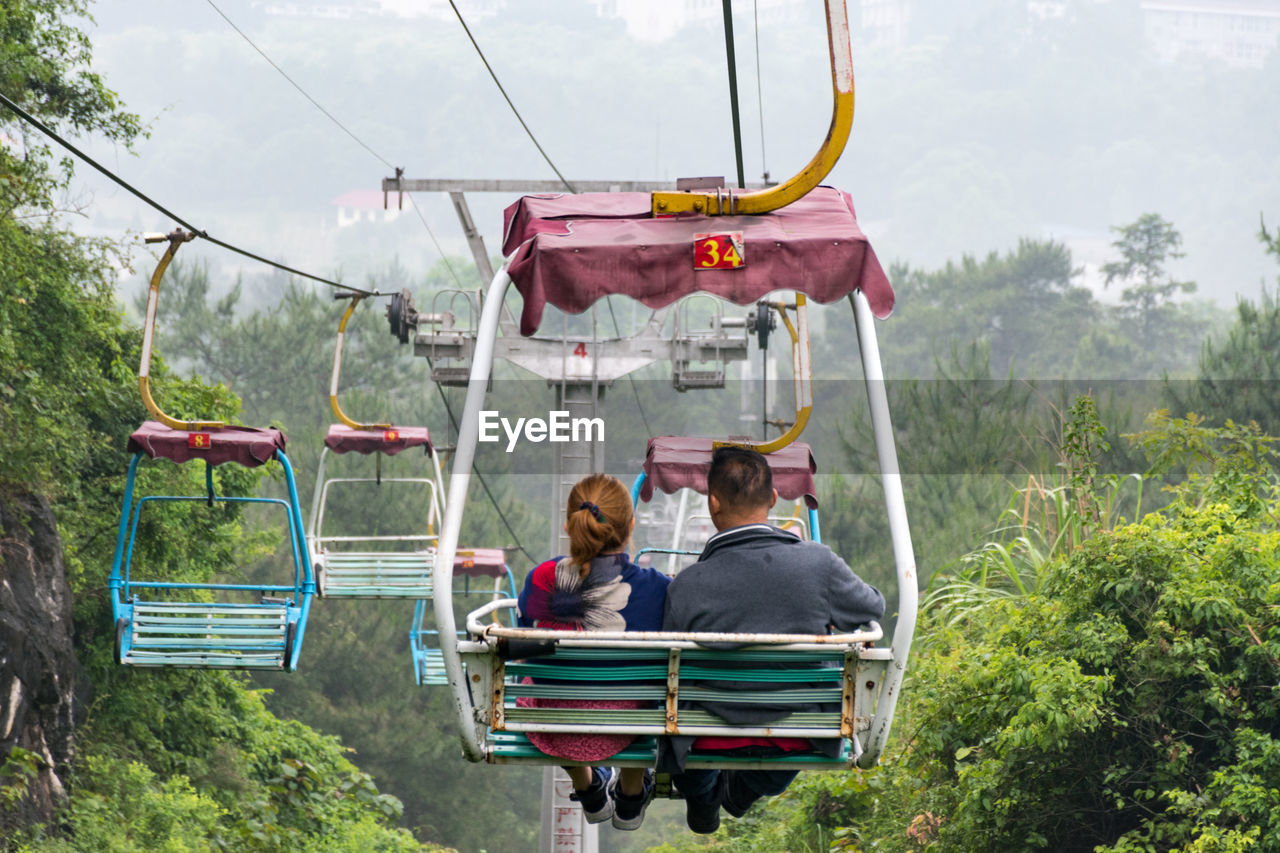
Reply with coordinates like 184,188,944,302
128,421,286,468
638,436,819,509
454,547,510,579
501,186,894,336
323,424,432,456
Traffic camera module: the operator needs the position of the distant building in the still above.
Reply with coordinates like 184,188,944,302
332,190,402,228
1142,0,1280,67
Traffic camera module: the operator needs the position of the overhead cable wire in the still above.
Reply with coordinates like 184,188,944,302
0,89,375,296
446,0,576,193
753,0,769,181
721,0,746,189
205,0,395,171
203,0,469,289
203,1,530,548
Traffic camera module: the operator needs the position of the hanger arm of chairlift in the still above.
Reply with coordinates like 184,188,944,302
714,294,813,454
330,296,392,430
138,230,225,431
650,0,853,217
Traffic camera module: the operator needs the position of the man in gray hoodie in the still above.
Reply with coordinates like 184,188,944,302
662,446,885,834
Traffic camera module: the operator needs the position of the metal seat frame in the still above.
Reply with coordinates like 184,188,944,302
307,446,445,598
109,451,313,670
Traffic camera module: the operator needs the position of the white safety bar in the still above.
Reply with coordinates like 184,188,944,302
465,598,883,648
307,447,448,546
434,261,515,762
850,288,918,767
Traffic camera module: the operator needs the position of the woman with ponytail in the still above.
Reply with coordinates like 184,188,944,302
516,473,670,831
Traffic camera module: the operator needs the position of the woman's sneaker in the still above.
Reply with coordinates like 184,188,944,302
610,770,655,831
570,767,614,824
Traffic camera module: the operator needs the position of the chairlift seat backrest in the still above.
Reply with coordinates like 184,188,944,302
639,436,819,508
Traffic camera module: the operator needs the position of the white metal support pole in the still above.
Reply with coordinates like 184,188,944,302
850,289,918,767
434,264,512,763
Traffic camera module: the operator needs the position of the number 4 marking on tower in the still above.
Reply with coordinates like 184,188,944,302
573,343,588,358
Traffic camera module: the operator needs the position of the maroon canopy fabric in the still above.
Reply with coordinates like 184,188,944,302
501,186,894,336
323,424,432,456
638,436,819,509
453,547,509,579
128,421,286,468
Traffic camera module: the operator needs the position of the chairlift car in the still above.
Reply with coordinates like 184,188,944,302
429,184,914,770
109,230,313,670
419,0,915,773
307,297,450,598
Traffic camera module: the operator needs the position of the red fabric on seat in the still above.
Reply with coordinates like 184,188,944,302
323,424,432,456
639,437,819,508
501,186,894,336
453,547,509,579
127,421,286,468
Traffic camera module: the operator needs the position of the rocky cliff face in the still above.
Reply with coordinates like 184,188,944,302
0,489,76,829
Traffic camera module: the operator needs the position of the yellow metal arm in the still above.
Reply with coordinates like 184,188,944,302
138,230,225,431
715,294,812,454
330,297,392,431
651,0,854,217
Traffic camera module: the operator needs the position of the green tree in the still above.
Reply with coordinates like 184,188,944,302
1,3,444,849
1170,216,1280,435
1102,212,1196,316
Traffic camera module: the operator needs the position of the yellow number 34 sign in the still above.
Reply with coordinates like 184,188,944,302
693,232,745,270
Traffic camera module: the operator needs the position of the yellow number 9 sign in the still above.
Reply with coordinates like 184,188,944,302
693,232,745,270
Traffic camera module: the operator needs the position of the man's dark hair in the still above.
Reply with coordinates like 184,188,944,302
707,446,774,511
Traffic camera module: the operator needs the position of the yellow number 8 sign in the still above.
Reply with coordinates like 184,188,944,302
693,232,745,270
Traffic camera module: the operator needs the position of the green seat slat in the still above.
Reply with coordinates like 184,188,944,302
134,625,285,633
506,685,663,701
133,605,287,616
418,649,449,685
506,663,667,680
488,732,851,769
679,665,842,682
681,687,842,703
132,638,285,650
502,708,667,726
133,617,286,630
676,709,839,728
125,652,284,668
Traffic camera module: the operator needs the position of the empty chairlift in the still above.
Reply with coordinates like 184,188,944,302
110,230,313,670
308,296,448,598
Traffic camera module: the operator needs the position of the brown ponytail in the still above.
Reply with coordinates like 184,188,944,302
565,474,634,580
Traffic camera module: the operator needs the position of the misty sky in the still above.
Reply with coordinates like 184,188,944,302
67,0,1280,310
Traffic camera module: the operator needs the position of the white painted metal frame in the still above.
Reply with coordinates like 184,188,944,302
307,442,449,596
432,262,918,767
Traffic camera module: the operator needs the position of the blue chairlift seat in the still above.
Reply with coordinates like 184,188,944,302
411,548,517,685
109,421,313,670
